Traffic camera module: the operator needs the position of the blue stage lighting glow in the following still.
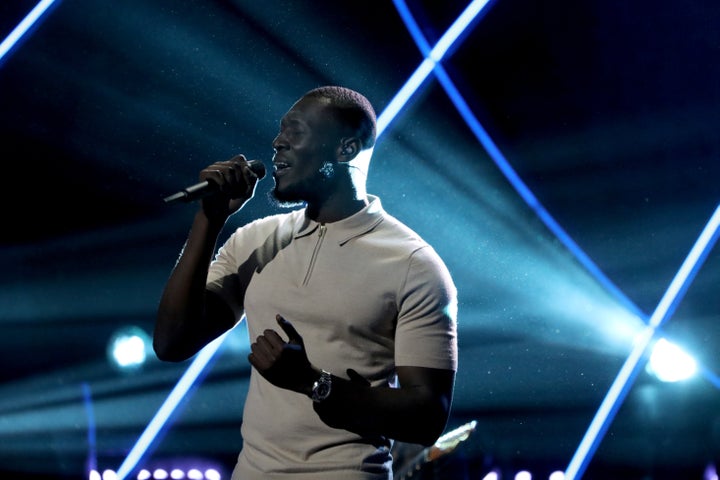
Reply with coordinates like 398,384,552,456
428,0,494,62
82,382,98,476
377,0,493,136
564,204,720,480
108,326,151,372
115,331,229,480
647,338,697,383
701,365,720,390
0,0,60,67
393,3,720,476
394,0,644,320
376,59,435,136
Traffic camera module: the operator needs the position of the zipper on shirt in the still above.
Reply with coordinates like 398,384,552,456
302,224,326,286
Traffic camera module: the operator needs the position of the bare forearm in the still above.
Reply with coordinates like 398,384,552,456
313,368,455,446
154,210,226,361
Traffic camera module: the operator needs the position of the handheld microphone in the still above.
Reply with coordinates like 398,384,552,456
163,160,266,204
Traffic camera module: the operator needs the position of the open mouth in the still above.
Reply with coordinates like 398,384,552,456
273,162,291,177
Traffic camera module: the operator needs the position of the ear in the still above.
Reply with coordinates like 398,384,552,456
338,138,360,161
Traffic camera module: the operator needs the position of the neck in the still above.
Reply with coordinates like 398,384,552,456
306,185,368,224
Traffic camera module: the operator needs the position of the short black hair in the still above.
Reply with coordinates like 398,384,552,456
303,86,377,150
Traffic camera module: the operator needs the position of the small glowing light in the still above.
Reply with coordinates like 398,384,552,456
550,471,566,480
482,471,499,480
170,469,185,479
107,326,151,372
647,338,697,382
187,469,203,480
153,469,169,480
204,469,221,480
704,462,718,480
515,470,532,480
137,470,152,480
102,470,118,480
89,470,102,480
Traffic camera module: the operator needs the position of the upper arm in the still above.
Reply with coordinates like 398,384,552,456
396,365,455,403
153,290,237,362
204,289,240,335
396,365,456,441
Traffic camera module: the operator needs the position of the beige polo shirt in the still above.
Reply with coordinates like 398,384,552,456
207,195,458,480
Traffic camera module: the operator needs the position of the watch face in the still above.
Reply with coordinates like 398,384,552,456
312,372,332,402
316,384,330,397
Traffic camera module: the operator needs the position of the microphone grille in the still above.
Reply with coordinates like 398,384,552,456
248,160,267,179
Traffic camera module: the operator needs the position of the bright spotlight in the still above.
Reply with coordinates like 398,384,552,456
107,326,151,372
704,462,718,480
102,470,118,480
187,469,203,480
204,469,221,480
152,469,169,479
549,471,566,480
646,338,697,382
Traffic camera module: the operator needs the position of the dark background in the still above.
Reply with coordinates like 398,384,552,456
1,1,719,479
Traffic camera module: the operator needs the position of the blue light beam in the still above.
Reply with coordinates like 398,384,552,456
393,0,644,320
564,203,720,480
0,0,61,67
395,3,720,477
115,331,229,480
377,0,494,136
82,382,97,476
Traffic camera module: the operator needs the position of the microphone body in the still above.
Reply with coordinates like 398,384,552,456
164,160,266,204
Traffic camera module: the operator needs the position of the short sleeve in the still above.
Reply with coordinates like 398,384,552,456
394,245,458,371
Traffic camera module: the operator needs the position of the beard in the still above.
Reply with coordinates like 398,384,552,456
266,172,327,209
266,184,305,209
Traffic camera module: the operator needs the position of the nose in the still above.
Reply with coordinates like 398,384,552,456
272,134,286,153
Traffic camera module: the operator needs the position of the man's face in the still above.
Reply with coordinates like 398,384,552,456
270,96,340,206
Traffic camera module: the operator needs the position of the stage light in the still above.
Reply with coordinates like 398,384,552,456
203,469,221,480
549,471,566,480
705,462,718,480
107,326,152,372
515,470,532,480
152,468,169,479
646,338,697,382
102,470,118,480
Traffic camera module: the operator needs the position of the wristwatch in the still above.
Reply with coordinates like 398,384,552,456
311,370,332,403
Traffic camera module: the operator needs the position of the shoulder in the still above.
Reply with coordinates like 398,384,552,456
379,215,454,285
232,209,303,236
219,209,303,256
373,209,428,246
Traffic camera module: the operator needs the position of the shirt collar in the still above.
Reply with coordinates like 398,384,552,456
294,195,384,245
